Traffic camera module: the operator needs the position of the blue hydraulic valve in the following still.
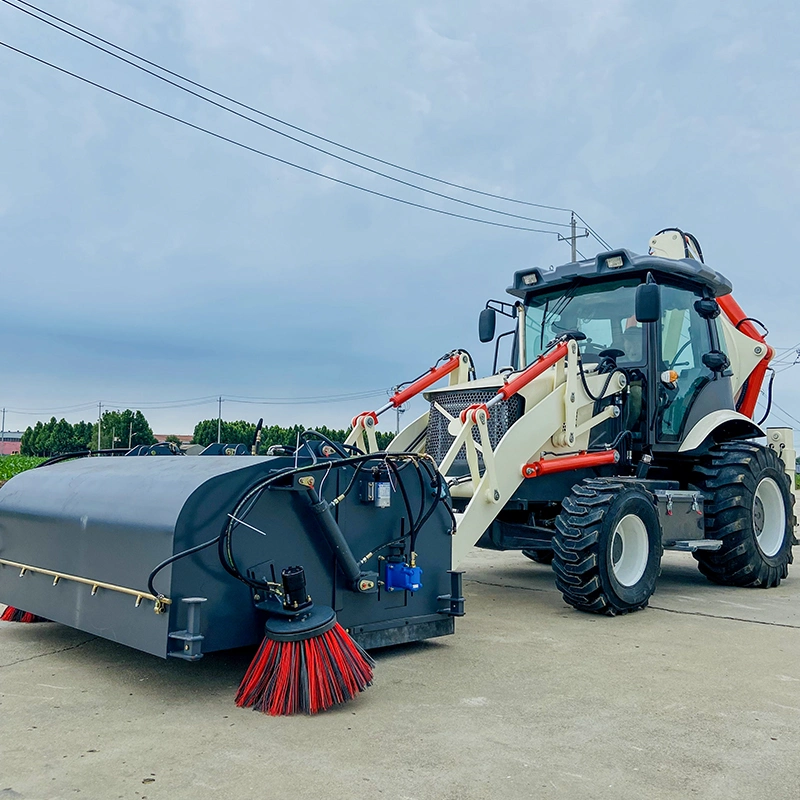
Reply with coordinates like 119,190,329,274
384,562,423,592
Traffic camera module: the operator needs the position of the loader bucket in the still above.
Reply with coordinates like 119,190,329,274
0,452,457,660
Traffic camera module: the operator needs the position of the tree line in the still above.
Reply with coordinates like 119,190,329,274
19,410,157,457
18,412,393,456
192,420,393,451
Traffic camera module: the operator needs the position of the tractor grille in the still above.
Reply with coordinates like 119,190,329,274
425,388,524,468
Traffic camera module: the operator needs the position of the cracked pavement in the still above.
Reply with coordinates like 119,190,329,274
2,548,799,800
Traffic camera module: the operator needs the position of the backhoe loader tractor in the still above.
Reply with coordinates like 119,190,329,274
0,229,794,677
353,228,796,615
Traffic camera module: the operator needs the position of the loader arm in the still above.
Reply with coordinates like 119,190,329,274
345,351,473,454
438,337,627,568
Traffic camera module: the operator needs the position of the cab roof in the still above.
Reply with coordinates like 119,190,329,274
508,249,733,301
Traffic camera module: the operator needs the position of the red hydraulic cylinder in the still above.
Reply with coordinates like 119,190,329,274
491,341,569,406
717,295,773,419
387,354,463,408
718,295,765,343
521,450,619,479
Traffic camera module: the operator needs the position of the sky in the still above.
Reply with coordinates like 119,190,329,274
1,0,799,437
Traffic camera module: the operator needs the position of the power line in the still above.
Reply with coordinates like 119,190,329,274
572,211,612,251
770,400,800,428
755,399,799,432
3,0,578,231
772,341,800,354
7,0,577,217
4,389,389,418
0,39,564,236
4,402,100,415
774,362,799,374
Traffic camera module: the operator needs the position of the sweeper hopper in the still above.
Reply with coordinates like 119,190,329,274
0,444,462,670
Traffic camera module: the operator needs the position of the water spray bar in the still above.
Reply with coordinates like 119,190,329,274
0,557,171,612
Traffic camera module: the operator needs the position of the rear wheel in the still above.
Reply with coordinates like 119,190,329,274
553,479,663,615
693,442,794,587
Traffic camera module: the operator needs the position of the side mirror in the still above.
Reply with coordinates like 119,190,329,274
635,281,661,323
478,307,496,342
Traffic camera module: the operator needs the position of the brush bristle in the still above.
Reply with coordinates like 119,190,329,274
0,606,46,623
236,622,374,715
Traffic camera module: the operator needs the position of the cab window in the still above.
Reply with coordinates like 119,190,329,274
658,285,714,440
524,280,643,366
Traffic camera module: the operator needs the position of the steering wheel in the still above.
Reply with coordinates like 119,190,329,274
579,338,608,357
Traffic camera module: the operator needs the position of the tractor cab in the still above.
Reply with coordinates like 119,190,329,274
486,244,754,458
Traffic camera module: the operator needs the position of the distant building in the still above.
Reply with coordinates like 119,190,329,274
0,431,23,456
154,434,193,445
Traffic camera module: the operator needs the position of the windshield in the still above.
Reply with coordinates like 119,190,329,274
524,280,643,366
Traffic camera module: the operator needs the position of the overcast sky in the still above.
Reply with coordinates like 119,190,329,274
1,0,799,436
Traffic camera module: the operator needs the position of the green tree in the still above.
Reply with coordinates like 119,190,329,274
50,418,74,455
92,410,157,450
191,420,394,452
20,418,98,456
20,421,43,456
164,434,183,446
192,419,256,447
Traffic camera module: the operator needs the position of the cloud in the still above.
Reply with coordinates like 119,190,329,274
1,0,799,433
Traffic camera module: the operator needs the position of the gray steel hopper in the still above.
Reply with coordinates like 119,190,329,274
0,454,458,659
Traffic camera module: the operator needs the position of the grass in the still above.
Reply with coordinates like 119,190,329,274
0,455,46,483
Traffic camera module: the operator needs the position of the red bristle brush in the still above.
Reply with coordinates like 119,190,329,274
236,566,374,716
1,606,46,623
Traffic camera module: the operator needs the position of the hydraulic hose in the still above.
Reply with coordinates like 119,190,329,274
305,486,363,586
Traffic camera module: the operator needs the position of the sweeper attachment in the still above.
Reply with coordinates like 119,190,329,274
0,442,462,714
2,228,796,714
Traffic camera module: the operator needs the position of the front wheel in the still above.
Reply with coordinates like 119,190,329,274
692,442,794,587
552,479,663,615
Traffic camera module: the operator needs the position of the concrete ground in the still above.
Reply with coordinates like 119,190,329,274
2,548,800,800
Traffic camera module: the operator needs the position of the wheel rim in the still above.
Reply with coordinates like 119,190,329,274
610,514,649,587
753,477,785,557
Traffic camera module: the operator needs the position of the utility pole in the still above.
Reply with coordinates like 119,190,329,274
570,212,577,262
1,407,5,447
217,396,223,443
97,402,102,451
558,211,590,261
128,419,133,449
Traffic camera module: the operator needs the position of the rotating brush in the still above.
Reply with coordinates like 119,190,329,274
1,606,46,623
235,566,374,716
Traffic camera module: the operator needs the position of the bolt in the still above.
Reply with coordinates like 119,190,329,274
493,490,500,501
569,434,574,443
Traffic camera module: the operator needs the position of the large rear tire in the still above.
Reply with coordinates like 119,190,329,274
552,479,663,615
692,442,794,587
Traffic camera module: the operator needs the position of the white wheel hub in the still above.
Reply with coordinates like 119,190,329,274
610,514,649,587
753,477,785,557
